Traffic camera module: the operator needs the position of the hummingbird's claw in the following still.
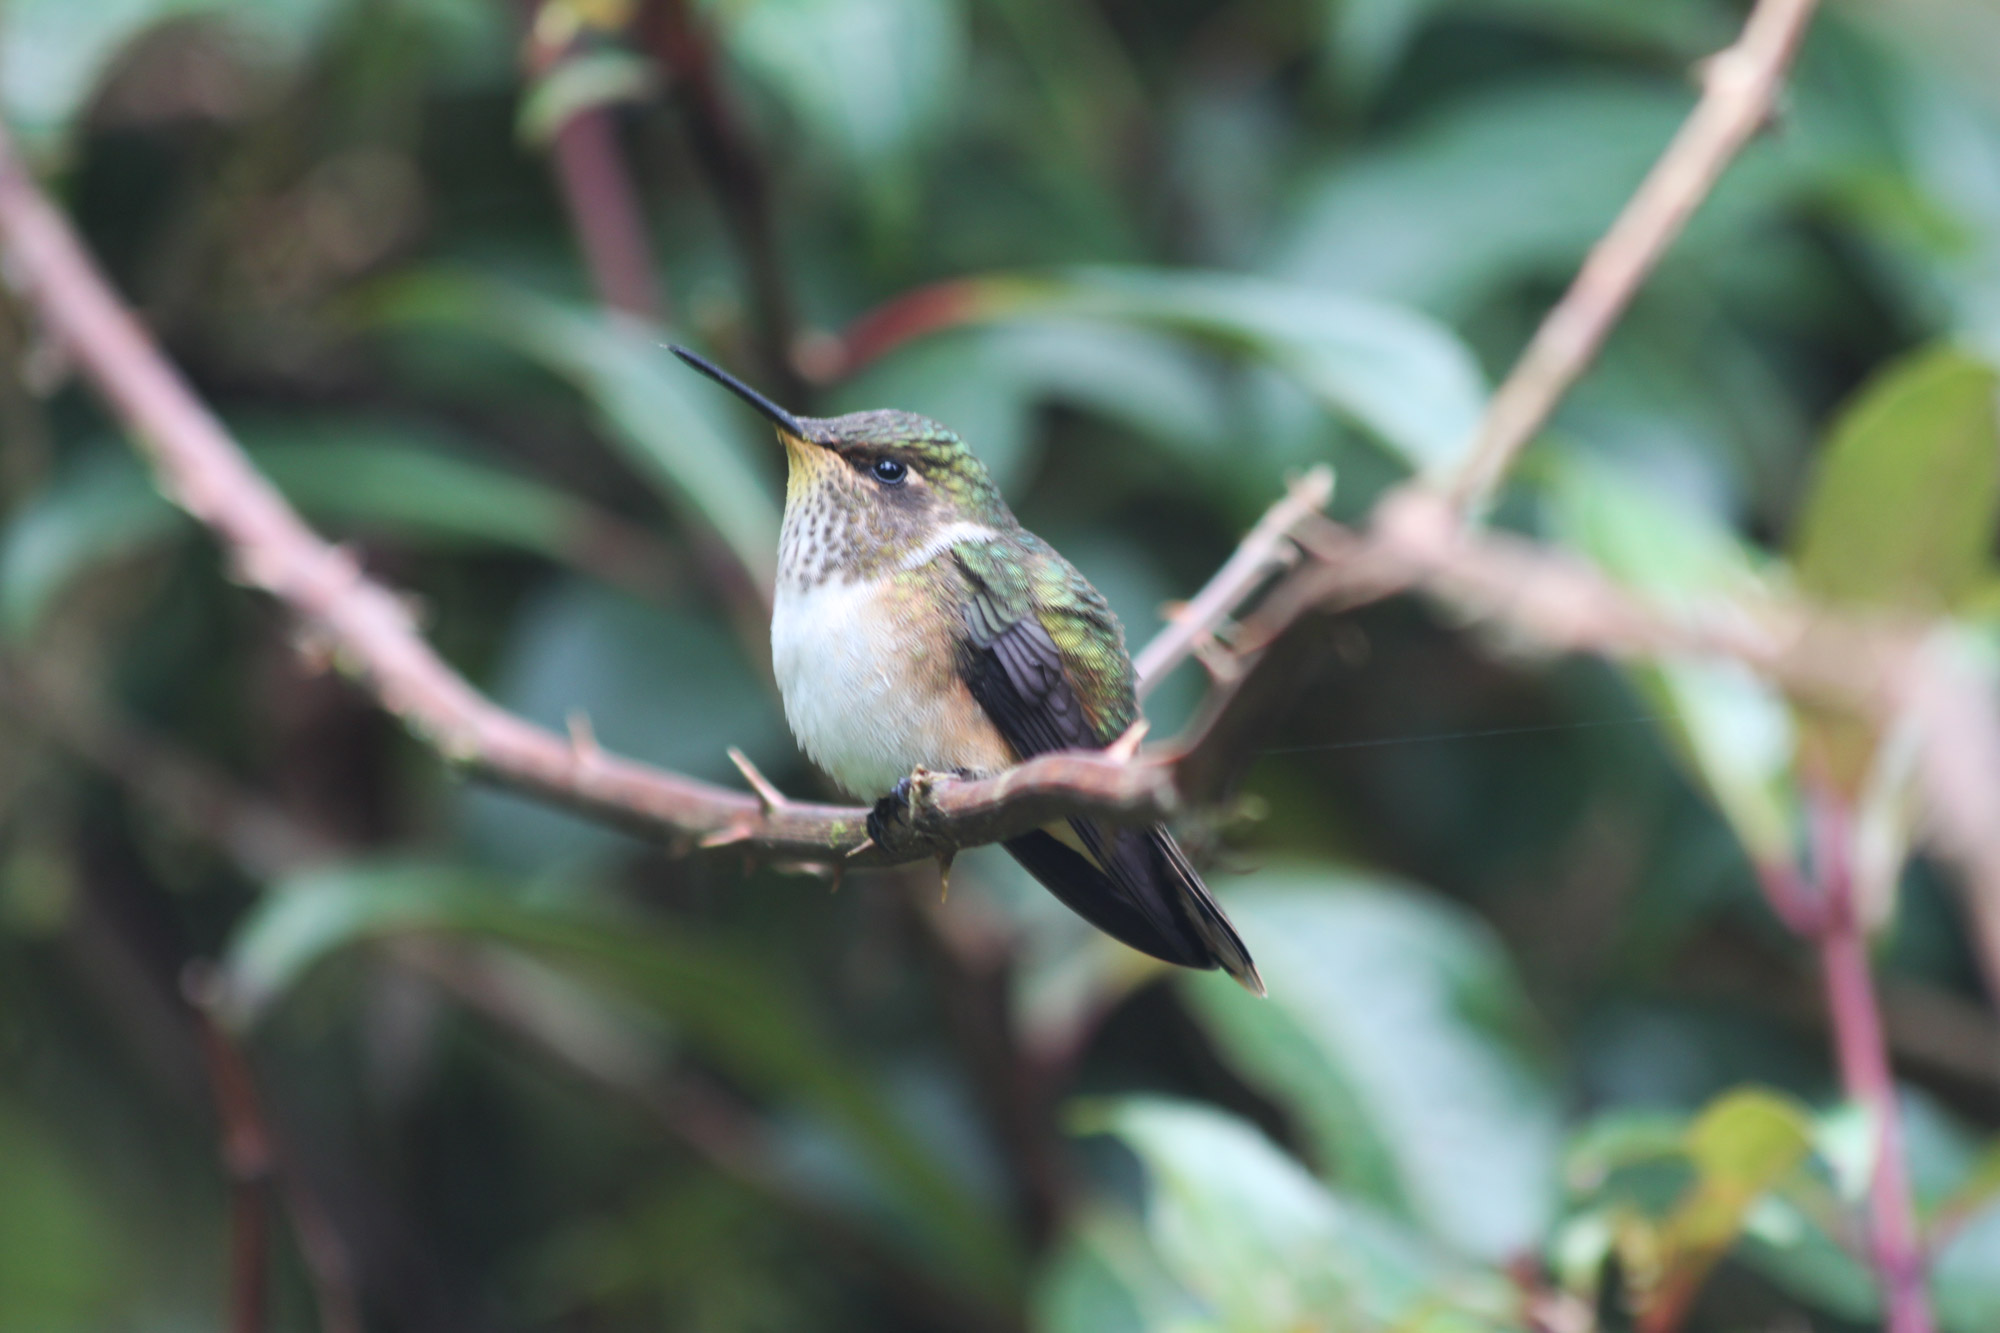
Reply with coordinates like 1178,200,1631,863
866,778,914,849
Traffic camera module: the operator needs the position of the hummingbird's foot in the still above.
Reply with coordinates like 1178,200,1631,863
867,775,919,849
867,767,972,851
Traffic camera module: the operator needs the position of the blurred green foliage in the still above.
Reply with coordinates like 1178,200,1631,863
5,0,2000,1330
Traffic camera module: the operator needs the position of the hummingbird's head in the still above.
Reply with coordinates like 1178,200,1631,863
673,347,1014,583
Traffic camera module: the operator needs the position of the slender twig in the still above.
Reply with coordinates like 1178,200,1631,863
400,940,1020,1333
185,967,368,1333
0,117,1182,866
187,977,276,1333
9,108,1995,940
1804,796,1933,1333
520,1,668,322
547,108,666,322
1442,0,1821,514
25,662,1007,1333
1131,466,1331,697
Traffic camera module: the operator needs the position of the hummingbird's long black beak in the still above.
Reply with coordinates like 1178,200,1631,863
670,346,807,437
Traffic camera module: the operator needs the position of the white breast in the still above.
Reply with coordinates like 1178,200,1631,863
773,576,991,798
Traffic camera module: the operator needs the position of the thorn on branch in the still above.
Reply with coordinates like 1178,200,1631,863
1192,632,1241,686
1105,719,1150,764
567,709,601,766
698,823,754,849
727,745,789,811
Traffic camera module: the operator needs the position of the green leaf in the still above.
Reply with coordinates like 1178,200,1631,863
222,861,1019,1300
365,271,782,586
1937,1206,2000,1333
240,417,620,563
460,579,786,869
714,0,966,176
832,320,1231,495
2,423,670,638
1081,1097,1524,1331
0,0,340,147
1323,0,1730,99
898,267,1486,472
0,1102,123,1332
1033,1208,1194,1333
518,51,657,147
1543,454,1799,864
1180,868,1560,1261
1684,1090,1814,1206
0,449,182,637
1792,345,2000,614
1645,1090,1817,1316
1270,79,1790,318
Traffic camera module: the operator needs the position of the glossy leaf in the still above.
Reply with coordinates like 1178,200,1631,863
887,267,1485,472
1792,345,2000,614
0,0,338,145
714,0,965,176
1,425,671,637
1544,454,1799,864
832,319,1230,494
366,271,782,587
1269,79,1795,318
1033,1208,1193,1333
222,860,1019,1299
1180,868,1560,1261
1081,1096,1524,1331
459,578,787,869
0,449,182,637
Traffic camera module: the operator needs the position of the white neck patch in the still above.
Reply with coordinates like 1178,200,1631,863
899,520,1000,571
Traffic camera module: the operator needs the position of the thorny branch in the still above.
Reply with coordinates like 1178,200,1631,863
0,117,1193,869
0,1,1979,1321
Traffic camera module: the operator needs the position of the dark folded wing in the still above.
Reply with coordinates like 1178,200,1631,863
953,541,1256,983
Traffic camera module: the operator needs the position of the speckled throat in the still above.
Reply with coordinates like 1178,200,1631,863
776,431,1002,590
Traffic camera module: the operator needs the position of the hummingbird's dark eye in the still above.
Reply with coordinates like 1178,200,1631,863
871,457,908,485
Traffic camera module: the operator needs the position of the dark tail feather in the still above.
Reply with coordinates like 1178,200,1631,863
1003,822,1264,995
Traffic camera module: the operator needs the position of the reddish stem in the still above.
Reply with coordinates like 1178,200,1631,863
549,107,665,323
519,1,666,323
811,278,987,381
1809,798,1934,1333
191,995,274,1333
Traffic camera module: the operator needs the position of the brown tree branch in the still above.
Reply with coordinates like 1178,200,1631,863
1442,0,1822,514
1131,465,1332,697
185,971,366,1333
16,660,1012,1333
0,117,1202,868
191,994,273,1333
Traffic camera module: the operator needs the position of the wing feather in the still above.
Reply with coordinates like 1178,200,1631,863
951,538,1261,991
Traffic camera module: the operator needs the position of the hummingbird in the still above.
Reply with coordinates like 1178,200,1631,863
673,346,1262,995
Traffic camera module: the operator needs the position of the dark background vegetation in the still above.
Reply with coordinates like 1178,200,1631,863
4,0,2000,1330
